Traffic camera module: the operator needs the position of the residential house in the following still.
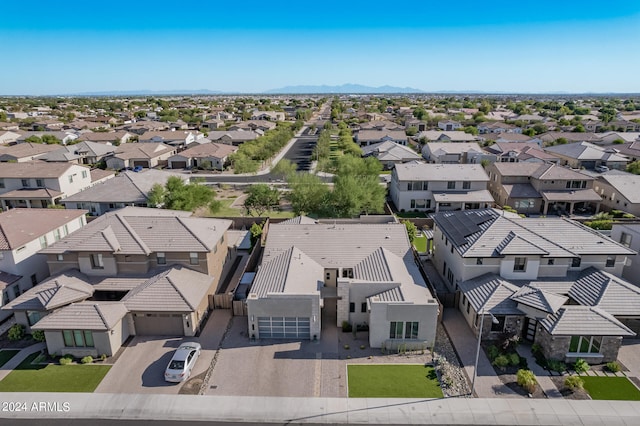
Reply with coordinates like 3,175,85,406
246,217,439,349
121,120,170,135
404,119,427,132
538,132,603,145
610,222,640,286
486,162,601,215
2,208,233,356
482,133,539,144
604,140,640,162
477,122,522,134
545,141,630,171
250,110,285,121
36,141,116,165
361,141,421,169
207,130,261,146
431,209,637,363
485,142,560,164
0,162,94,209
201,118,225,131
0,122,20,131
0,209,87,321
358,120,403,131
0,143,61,162
417,131,480,143
390,163,493,213
0,130,22,145
228,120,277,132
138,130,198,149
76,131,133,145
421,142,489,164
593,170,640,216
105,143,175,170
167,143,238,170
355,130,408,147
16,131,79,145
438,120,462,131
60,170,188,216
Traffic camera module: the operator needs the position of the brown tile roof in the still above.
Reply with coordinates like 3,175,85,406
0,161,82,178
111,143,174,160
0,142,60,159
32,301,128,331
172,142,237,159
0,208,87,250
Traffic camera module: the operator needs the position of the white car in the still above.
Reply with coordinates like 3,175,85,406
164,342,201,383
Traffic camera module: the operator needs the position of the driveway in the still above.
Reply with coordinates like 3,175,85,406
618,339,640,377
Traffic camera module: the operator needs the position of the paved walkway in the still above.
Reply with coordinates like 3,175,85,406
0,316,16,335
516,346,563,398
0,342,46,381
441,308,519,398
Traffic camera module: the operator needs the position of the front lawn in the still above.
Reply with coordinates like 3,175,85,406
0,352,111,393
0,350,19,367
581,376,640,400
413,235,427,253
348,364,443,398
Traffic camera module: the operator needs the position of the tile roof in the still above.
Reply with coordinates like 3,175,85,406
0,142,60,159
1,270,94,311
0,208,86,250
32,302,128,331
362,141,421,162
597,171,640,203
569,268,640,316
122,266,214,312
40,207,231,255
539,306,635,336
394,163,489,181
170,142,237,160
0,188,64,200
0,271,21,291
111,143,174,160
423,142,483,155
502,184,541,199
510,285,567,314
545,141,629,162
458,273,523,315
250,246,324,297
0,161,79,178
207,130,260,142
356,130,408,142
419,131,479,141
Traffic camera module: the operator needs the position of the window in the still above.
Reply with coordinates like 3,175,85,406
476,258,483,265
39,235,48,249
342,268,354,278
53,228,61,242
27,311,41,326
62,330,94,348
361,302,367,313
63,224,69,236
157,252,166,265
547,258,555,265
68,175,74,183
30,274,37,287
349,302,355,313
0,178,4,188
56,254,64,261
13,285,21,298
36,179,44,187
411,199,428,209
21,179,30,188
407,181,427,191
81,170,88,179
571,257,581,268
462,181,471,190
513,257,527,272
189,252,199,265
405,322,419,339
220,235,224,245
606,256,616,268
389,321,403,339
620,232,632,247
90,253,104,269
569,336,601,354
491,315,506,332
447,181,456,189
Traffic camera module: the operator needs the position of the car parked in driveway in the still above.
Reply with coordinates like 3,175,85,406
164,342,201,383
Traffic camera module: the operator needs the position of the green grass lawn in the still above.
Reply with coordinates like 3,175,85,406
0,353,111,393
581,376,640,400
413,235,427,253
348,364,443,398
0,350,20,368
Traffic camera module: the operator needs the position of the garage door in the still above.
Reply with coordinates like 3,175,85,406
258,317,310,339
171,161,187,169
133,160,149,168
134,313,184,336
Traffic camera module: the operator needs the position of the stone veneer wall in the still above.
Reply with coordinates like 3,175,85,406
535,329,622,364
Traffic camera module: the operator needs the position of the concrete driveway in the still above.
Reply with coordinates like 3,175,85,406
618,339,640,377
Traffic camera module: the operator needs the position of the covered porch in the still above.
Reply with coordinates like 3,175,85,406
540,189,601,216
0,188,64,209
432,190,495,213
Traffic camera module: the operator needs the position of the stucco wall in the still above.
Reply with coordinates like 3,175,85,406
246,293,321,340
368,301,439,349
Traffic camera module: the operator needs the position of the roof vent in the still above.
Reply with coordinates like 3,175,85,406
385,236,390,239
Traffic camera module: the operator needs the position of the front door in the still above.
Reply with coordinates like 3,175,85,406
523,317,537,342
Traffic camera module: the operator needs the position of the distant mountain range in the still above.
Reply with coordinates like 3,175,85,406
263,84,425,94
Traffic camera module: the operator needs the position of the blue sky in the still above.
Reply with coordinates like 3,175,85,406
1,1,639,95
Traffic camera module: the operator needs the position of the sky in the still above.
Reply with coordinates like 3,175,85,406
1,0,639,95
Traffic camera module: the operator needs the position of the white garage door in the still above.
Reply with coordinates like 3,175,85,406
257,317,310,339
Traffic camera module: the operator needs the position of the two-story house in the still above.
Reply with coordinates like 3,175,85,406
0,162,94,209
138,130,198,150
486,162,602,215
437,121,462,131
544,141,630,170
246,216,439,349
0,143,61,162
431,209,637,364
2,207,233,358
484,142,560,164
421,142,488,164
105,143,175,170
593,170,640,217
0,209,87,321
355,130,408,147
610,222,640,286
390,163,494,213
361,141,421,169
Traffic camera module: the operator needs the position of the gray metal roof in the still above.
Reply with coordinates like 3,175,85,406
2,270,94,311
40,207,231,255
539,306,635,336
249,247,324,297
458,273,523,315
122,266,213,312
569,267,640,316
32,302,128,331
510,285,567,314
496,232,549,256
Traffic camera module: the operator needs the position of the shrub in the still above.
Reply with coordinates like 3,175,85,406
360,345,365,350
531,343,542,354
509,353,520,366
492,355,510,370
59,356,73,365
516,369,537,393
518,356,529,370
546,359,566,373
574,358,589,373
100,354,108,361
606,361,621,373
80,356,93,364
8,324,25,341
564,376,584,391
487,345,500,361
343,344,350,350
341,321,352,332
31,330,46,342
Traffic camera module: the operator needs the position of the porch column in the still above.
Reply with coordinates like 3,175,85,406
543,200,549,215
569,202,575,215
461,203,466,211
25,199,32,208
435,202,440,213
595,202,600,214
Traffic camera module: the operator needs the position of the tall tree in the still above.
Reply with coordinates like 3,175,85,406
286,173,330,216
244,184,280,216
147,176,221,214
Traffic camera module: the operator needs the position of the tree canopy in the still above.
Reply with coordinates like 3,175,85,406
244,184,280,216
147,176,221,214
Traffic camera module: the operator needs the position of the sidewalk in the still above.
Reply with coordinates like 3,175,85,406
517,346,563,398
441,308,519,398
0,342,46,381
